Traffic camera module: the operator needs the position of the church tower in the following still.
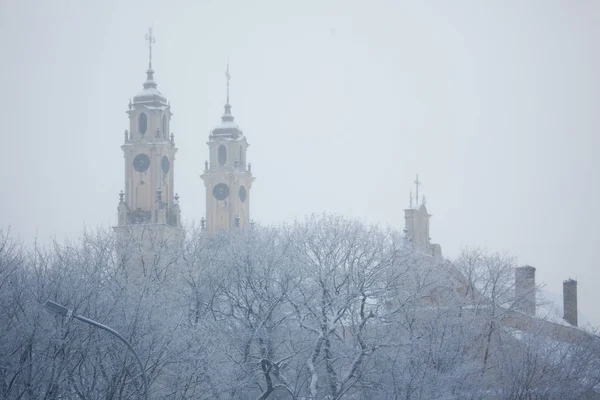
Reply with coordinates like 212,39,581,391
404,175,442,258
201,66,254,234
114,28,182,251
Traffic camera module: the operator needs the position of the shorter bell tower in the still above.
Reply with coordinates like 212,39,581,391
201,66,254,234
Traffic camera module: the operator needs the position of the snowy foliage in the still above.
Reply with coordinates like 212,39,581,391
0,216,599,399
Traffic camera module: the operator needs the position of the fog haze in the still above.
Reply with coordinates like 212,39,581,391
1,1,599,324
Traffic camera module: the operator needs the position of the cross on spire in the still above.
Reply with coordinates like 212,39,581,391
222,63,233,118
145,27,156,70
225,63,231,104
414,174,421,207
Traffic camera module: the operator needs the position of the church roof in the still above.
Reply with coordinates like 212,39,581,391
132,69,168,107
211,102,244,139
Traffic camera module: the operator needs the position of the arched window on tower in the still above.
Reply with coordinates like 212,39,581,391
218,145,227,166
138,113,147,135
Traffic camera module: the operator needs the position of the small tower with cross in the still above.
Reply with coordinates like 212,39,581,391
200,64,255,234
404,174,442,258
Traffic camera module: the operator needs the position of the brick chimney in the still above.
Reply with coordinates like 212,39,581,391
563,279,578,327
515,266,536,316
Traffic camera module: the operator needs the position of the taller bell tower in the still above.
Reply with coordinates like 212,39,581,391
201,66,254,234
114,28,182,250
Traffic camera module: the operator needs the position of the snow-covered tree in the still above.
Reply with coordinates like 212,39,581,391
0,217,599,399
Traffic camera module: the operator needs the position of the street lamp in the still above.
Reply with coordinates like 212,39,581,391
43,300,149,400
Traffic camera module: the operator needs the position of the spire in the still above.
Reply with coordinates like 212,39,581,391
414,174,421,207
226,63,231,105
131,27,167,107
222,63,234,121
144,27,156,82
210,63,243,138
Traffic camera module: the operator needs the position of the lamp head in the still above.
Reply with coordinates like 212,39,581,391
44,300,72,318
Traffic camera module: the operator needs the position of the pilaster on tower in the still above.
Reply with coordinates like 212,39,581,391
201,65,255,234
113,28,183,257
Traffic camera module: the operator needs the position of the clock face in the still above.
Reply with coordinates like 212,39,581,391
161,156,170,174
239,186,247,202
133,153,151,172
213,183,229,200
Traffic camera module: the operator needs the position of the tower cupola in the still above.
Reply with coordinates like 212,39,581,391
131,28,168,107
132,68,168,107
210,65,243,139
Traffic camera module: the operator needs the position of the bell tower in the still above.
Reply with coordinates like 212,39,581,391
114,28,182,251
201,65,254,234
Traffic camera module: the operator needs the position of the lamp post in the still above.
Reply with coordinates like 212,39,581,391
43,300,149,400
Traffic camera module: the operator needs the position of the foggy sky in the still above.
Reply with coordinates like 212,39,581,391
1,1,599,325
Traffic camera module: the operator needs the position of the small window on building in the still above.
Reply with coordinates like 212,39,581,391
218,144,227,166
138,113,147,134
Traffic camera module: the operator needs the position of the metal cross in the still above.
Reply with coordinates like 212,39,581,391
414,174,421,206
145,27,156,69
225,63,231,103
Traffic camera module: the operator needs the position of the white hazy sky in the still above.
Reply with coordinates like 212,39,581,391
1,1,599,325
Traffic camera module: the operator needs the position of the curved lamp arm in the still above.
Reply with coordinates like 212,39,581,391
44,300,149,400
